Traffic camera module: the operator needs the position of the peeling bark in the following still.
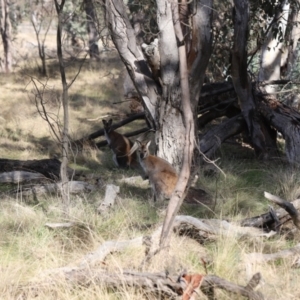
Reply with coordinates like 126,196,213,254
105,0,158,129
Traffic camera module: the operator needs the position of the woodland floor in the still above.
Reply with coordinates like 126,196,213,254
1,22,300,300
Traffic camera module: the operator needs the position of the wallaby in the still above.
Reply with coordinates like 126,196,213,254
102,119,137,168
129,140,178,202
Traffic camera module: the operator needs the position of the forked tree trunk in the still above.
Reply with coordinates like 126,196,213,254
0,0,12,73
105,0,212,170
232,0,278,157
105,0,158,128
105,0,213,247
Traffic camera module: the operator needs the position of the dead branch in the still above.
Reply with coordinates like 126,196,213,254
17,268,264,300
0,158,73,181
240,198,300,230
173,215,275,243
97,184,120,214
76,112,146,142
45,222,76,229
246,243,300,265
264,191,300,229
201,273,264,300
18,181,95,196
0,171,46,183
96,127,149,148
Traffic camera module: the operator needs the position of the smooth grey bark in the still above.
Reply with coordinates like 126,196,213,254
105,0,158,129
105,0,213,170
258,0,290,93
160,0,195,248
0,0,12,73
282,5,300,77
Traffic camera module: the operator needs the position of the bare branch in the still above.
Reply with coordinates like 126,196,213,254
264,191,300,229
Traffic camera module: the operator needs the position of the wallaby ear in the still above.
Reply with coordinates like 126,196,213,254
102,119,106,125
128,141,139,156
146,140,151,149
108,119,113,126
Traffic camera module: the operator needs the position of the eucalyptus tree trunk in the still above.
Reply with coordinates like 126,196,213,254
258,0,290,93
282,5,300,78
54,0,70,217
105,0,213,171
0,0,12,73
105,0,213,247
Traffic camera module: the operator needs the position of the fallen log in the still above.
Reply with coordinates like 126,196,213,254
0,158,74,181
17,181,95,196
76,112,146,142
246,243,300,264
17,268,264,300
199,114,246,158
0,171,46,183
245,243,300,277
173,215,275,242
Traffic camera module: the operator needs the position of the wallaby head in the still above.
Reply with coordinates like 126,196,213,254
102,119,113,134
136,140,151,160
131,140,178,202
102,119,137,168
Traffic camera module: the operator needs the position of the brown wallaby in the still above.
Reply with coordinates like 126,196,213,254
129,140,178,202
102,119,137,168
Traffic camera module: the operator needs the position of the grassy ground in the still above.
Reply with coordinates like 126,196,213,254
1,24,300,300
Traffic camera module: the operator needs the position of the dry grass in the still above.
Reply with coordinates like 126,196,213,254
1,22,300,300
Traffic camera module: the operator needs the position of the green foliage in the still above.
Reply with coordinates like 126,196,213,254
127,0,158,44
63,0,87,43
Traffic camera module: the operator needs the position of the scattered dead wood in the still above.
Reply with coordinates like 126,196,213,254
245,243,300,276
17,181,95,196
173,215,276,243
14,213,267,299
246,243,300,265
200,272,264,300
18,267,264,300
